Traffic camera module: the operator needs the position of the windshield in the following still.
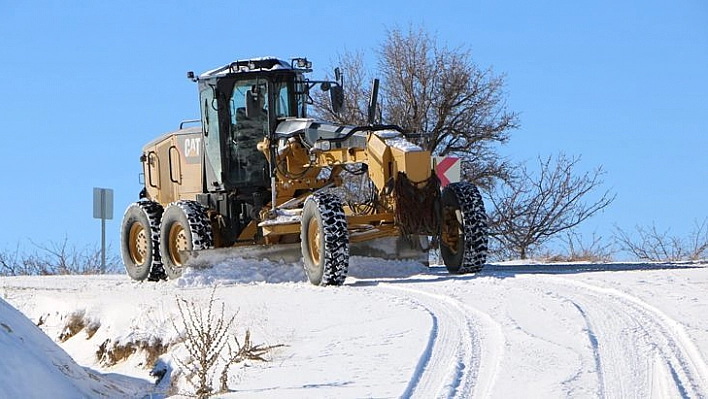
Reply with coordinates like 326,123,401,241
226,79,269,187
273,80,292,118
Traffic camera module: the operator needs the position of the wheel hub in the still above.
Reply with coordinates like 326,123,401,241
307,218,321,265
441,206,463,254
128,223,148,265
168,224,189,266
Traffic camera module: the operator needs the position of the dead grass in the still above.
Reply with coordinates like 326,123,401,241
172,288,283,398
57,311,102,342
85,322,100,340
54,308,170,370
539,251,613,263
96,338,169,368
59,312,87,342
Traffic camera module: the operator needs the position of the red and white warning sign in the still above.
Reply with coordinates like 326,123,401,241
433,156,461,187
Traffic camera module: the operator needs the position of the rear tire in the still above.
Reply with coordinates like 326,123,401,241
440,182,488,274
120,200,164,281
159,201,213,280
301,192,349,286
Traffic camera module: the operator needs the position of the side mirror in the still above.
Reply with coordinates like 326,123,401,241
245,89,262,118
330,85,344,114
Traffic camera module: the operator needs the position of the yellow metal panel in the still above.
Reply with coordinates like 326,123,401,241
365,134,392,190
142,146,160,202
391,148,432,183
236,221,259,242
173,135,204,201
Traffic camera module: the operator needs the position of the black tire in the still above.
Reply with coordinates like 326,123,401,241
440,182,488,274
120,200,164,281
159,200,213,280
300,192,349,286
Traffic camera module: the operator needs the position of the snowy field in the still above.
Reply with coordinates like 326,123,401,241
1,257,707,398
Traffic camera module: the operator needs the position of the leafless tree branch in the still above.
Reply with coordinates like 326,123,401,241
614,219,708,261
488,153,615,259
0,238,120,276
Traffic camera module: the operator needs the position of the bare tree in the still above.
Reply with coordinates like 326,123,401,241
687,219,708,260
0,245,29,276
0,238,120,276
311,26,519,190
488,154,615,259
614,219,708,262
308,27,618,258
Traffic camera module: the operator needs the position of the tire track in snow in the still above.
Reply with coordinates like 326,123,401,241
539,276,708,398
375,284,504,398
569,302,606,397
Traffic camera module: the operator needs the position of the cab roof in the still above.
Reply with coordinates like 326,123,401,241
199,57,297,80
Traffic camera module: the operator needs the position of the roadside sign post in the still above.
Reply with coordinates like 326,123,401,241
93,188,114,272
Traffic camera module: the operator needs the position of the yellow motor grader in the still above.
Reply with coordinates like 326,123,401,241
120,57,488,285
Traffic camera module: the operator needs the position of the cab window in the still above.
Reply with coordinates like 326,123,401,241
226,80,269,186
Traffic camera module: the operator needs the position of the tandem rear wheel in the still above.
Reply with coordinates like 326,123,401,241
159,201,213,280
120,200,165,281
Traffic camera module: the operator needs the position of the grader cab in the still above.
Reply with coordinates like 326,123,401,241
120,57,488,285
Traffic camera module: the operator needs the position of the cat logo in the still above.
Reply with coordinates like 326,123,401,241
184,137,201,158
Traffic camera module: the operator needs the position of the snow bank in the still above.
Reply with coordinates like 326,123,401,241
3,260,706,398
0,297,145,398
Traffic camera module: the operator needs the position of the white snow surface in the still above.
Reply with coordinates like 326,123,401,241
2,258,708,398
257,208,302,227
384,137,423,152
374,130,424,152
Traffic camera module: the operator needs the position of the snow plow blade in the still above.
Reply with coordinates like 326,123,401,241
183,236,430,269
350,235,430,265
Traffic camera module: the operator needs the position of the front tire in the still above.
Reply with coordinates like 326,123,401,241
159,201,213,280
440,182,488,274
120,200,164,281
301,192,349,286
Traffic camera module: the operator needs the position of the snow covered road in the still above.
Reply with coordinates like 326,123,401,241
1,259,707,398
365,283,503,399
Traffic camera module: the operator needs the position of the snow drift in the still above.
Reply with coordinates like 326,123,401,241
1,259,707,398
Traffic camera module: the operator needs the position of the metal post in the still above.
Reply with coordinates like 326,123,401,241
101,188,106,273
93,187,113,273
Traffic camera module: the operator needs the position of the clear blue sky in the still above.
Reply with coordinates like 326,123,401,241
1,1,706,256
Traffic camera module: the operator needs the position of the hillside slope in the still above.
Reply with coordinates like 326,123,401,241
1,258,707,398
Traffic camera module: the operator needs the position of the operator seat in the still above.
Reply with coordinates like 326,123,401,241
231,107,268,185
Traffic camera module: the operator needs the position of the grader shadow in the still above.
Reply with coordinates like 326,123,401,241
347,261,706,287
